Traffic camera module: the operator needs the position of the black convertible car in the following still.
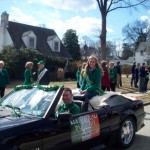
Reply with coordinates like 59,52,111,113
0,85,145,150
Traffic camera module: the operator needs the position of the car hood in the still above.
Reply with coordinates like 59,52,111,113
0,106,41,131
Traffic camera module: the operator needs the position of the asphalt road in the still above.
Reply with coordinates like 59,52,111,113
92,104,150,150
126,104,150,150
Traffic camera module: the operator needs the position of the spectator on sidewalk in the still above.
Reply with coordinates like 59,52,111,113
37,61,50,85
0,60,9,98
115,61,122,88
134,63,140,88
139,63,146,93
145,66,149,92
76,65,82,88
76,62,87,89
108,62,117,92
24,61,34,85
101,60,110,91
131,61,136,87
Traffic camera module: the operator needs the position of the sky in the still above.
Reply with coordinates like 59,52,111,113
0,0,150,45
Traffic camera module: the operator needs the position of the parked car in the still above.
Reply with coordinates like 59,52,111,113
0,85,145,150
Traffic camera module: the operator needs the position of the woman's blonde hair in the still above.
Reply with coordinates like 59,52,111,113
83,55,103,77
81,62,87,69
25,61,33,69
109,62,114,65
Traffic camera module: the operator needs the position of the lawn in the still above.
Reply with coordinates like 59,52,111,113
5,75,150,104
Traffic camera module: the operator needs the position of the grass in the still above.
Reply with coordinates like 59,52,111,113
5,76,150,104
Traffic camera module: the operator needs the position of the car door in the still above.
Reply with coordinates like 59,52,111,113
42,107,110,150
42,117,72,150
69,108,110,149
0,118,43,150
106,95,132,131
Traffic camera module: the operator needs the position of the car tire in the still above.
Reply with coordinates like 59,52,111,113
117,117,135,149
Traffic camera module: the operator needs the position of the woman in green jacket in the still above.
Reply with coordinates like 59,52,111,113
24,61,34,85
76,62,87,88
80,55,104,99
76,65,81,88
108,62,117,92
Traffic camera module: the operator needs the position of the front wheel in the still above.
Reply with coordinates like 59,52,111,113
117,117,136,149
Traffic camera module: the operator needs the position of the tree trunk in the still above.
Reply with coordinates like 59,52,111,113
100,14,107,60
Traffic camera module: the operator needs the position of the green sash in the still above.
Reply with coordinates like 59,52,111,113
86,75,105,96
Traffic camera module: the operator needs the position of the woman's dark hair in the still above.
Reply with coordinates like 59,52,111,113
101,60,107,68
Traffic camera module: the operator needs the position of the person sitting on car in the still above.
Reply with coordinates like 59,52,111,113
56,88,80,116
79,55,105,99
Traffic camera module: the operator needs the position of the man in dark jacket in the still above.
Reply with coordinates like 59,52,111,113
115,61,122,88
139,63,146,93
134,63,140,88
131,61,136,87
0,61,9,98
37,61,50,85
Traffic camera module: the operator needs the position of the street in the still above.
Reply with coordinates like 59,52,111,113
92,104,150,150
126,104,150,150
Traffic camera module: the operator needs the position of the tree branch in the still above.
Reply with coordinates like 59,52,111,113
108,0,150,13
96,0,102,13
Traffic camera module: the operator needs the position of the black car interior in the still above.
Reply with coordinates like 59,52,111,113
73,94,95,112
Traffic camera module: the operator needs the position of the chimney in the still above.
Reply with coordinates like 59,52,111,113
1,11,9,27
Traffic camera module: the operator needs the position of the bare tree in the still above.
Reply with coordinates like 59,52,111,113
122,20,150,47
122,43,134,59
106,41,116,58
96,0,150,60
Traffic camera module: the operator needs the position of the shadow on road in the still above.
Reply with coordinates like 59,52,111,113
126,134,150,150
145,112,150,115
145,111,150,120
94,134,150,150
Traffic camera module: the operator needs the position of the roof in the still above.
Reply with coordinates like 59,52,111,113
136,41,150,53
7,21,71,59
127,57,134,63
47,35,57,40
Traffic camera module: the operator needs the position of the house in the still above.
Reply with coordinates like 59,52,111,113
108,56,136,66
0,11,71,59
80,46,100,60
135,41,150,65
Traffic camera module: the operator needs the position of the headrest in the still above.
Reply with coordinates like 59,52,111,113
73,94,87,101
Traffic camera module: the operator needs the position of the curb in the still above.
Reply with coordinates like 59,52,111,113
144,102,150,106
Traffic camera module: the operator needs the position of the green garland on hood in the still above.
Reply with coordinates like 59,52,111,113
38,85,63,91
13,84,63,92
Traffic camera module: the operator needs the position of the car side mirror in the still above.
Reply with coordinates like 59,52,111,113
57,112,72,128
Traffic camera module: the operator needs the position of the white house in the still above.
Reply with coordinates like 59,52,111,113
135,41,150,65
0,11,71,59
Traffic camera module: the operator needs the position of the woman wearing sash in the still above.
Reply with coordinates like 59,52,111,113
80,55,104,99
37,61,50,85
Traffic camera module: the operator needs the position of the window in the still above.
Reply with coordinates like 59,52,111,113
22,31,36,49
54,41,59,51
29,37,35,48
47,36,60,52
147,60,150,66
140,50,144,56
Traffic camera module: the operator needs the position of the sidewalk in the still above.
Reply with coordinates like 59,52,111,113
123,90,150,106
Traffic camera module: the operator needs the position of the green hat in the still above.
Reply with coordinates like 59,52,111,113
37,61,45,65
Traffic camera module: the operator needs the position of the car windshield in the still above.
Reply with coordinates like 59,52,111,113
1,87,57,117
